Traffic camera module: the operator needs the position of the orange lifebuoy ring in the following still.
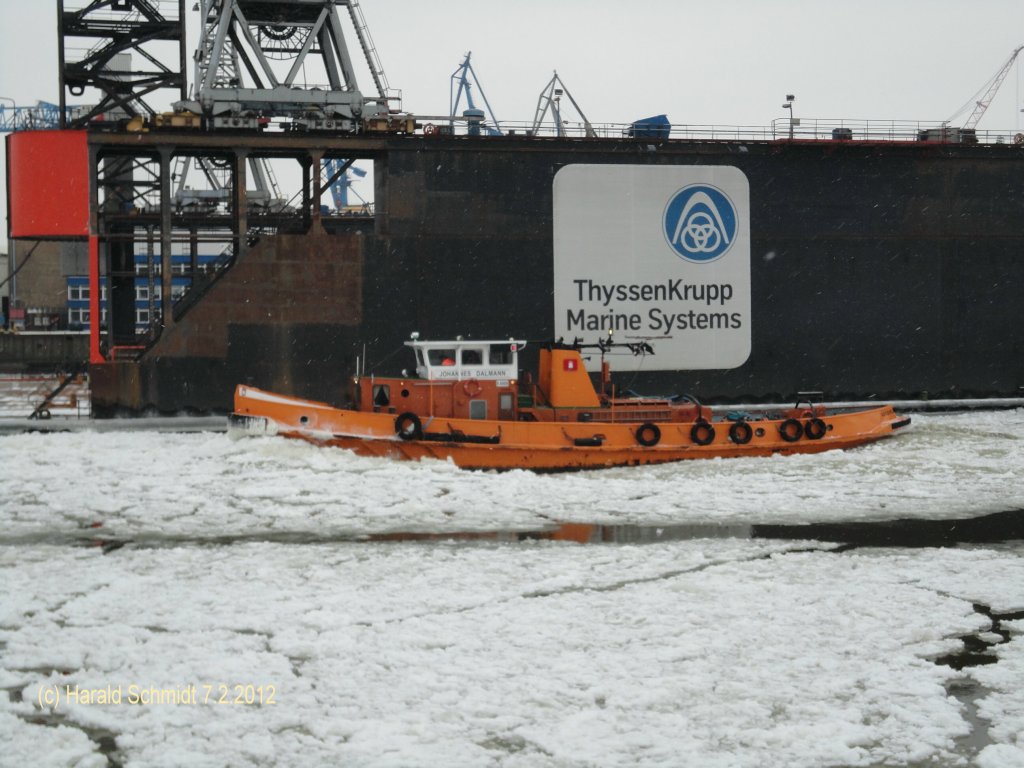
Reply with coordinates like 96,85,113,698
424,123,438,136
462,379,482,398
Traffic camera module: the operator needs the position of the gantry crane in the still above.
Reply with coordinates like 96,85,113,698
182,0,395,132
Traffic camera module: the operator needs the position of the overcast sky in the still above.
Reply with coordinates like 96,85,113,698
3,0,1024,245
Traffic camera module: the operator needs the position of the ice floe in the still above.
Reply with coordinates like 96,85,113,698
1,410,1022,765
1,542,1023,766
0,409,1021,540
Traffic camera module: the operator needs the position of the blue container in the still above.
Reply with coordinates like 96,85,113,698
628,114,671,138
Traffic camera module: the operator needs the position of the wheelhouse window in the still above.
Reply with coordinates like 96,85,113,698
427,349,457,366
489,344,514,365
460,348,484,366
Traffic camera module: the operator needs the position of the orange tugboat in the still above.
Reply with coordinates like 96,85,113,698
229,336,910,471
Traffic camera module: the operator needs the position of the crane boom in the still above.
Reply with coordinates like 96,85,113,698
949,45,1023,129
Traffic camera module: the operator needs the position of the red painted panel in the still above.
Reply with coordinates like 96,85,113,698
7,130,89,238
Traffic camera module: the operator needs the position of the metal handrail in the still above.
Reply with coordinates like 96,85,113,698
466,118,1023,145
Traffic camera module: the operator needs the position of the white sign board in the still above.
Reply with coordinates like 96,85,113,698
553,164,751,370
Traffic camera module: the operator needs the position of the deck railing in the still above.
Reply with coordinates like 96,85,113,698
492,118,1023,145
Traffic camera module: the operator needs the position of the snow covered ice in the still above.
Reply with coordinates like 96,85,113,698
1,409,1022,766
3,410,1022,539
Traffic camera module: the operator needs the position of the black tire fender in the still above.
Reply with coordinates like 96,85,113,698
805,417,827,440
729,420,753,445
690,420,716,446
635,422,661,447
779,418,803,443
395,412,423,440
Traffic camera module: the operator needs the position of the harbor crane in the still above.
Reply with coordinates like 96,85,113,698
180,0,398,132
323,159,368,210
946,45,1023,129
449,52,502,136
531,72,596,138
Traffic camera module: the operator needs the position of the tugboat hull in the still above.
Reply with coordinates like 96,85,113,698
231,384,909,471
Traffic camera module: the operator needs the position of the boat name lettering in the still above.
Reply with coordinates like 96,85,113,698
433,368,507,379
572,279,734,307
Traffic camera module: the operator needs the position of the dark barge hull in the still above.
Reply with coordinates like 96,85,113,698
85,132,1024,414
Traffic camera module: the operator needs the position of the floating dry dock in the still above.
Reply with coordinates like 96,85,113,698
7,129,1024,413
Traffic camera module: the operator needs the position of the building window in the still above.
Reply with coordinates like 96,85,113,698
137,309,150,325
134,284,162,301
68,284,89,301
